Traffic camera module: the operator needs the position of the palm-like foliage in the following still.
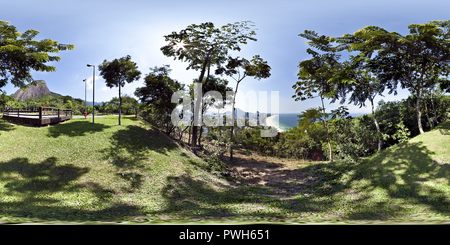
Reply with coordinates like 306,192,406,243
335,21,450,134
330,55,385,151
293,30,342,162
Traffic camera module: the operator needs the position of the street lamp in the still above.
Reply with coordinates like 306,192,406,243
87,64,95,123
83,79,87,118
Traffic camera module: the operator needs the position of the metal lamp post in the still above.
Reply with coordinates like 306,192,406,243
87,64,95,124
83,79,87,118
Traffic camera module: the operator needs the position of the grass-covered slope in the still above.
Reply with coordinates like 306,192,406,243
304,120,450,221
0,115,449,223
0,116,228,222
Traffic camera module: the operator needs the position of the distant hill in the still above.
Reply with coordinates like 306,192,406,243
74,99,103,106
49,92,64,98
10,80,107,107
13,80,51,101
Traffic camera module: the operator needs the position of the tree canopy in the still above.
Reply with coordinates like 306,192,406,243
215,54,271,159
293,30,342,161
161,21,258,147
0,20,74,91
335,21,450,134
160,21,257,73
98,55,141,125
135,65,184,134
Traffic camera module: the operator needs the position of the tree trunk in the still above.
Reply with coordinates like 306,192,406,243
178,125,188,141
230,124,234,160
416,89,424,134
198,125,203,147
370,97,382,152
423,96,433,128
192,98,200,147
188,124,192,145
198,57,212,149
119,85,122,125
320,95,333,162
166,120,169,134
192,68,206,147
192,48,214,148
230,81,241,161
217,108,222,138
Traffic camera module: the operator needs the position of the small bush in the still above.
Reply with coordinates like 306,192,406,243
391,121,411,143
202,138,230,173
72,109,81,115
204,152,227,172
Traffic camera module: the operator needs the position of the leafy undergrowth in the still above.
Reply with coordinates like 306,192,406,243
0,116,449,224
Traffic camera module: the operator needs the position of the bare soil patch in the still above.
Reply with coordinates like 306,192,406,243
171,135,321,199
220,149,316,187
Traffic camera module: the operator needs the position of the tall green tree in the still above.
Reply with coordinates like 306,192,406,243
338,21,450,134
215,55,271,160
190,75,233,146
160,21,257,147
293,30,341,162
331,55,385,151
0,21,74,91
135,65,184,134
98,55,141,125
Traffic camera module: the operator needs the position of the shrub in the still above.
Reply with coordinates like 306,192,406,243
391,121,411,143
203,138,230,173
72,109,81,115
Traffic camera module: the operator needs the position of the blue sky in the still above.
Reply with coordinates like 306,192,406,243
2,0,450,114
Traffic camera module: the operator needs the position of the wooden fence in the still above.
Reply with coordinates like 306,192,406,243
2,106,73,126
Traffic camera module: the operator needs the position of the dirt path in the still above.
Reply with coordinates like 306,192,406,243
173,134,319,198
221,150,315,187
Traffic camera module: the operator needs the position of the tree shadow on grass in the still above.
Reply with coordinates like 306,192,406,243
219,153,310,196
0,200,144,222
438,121,450,135
148,172,339,221
0,117,16,133
1,157,89,195
101,125,179,193
103,125,177,169
303,140,450,220
0,157,144,221
47,120,112,138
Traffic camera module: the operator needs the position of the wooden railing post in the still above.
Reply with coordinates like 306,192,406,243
39,107,42,120
58,108,60,118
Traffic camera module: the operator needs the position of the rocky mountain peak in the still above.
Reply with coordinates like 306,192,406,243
13,80,51,101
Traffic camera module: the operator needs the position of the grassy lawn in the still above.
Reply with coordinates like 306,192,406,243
0,115,449,224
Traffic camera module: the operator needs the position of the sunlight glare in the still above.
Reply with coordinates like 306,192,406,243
173,40,186,52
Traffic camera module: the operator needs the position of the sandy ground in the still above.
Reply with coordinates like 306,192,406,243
264,115,285,133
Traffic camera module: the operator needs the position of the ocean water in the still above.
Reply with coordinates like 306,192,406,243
273,113,368,131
